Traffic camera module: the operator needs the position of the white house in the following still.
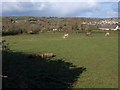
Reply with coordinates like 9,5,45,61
98,25,119,31
112,25,119,30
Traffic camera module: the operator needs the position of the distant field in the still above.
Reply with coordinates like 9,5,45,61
3,32,118,88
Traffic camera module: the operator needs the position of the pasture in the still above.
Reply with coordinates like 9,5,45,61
2,32,118,88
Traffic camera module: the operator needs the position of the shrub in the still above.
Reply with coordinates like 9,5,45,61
1,40,10,51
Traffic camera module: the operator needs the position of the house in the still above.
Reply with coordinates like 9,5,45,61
98,24,119,30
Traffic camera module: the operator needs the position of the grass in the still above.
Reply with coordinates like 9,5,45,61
2,31,118,88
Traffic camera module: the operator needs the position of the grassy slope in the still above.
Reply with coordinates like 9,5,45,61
3,32,118,88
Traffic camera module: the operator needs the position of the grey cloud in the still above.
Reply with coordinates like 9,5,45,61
2,2,118,18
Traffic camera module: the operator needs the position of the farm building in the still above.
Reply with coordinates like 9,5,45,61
98,24,119,30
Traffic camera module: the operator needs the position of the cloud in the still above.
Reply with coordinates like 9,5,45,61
2,2,118,18
2,0,120,2
2,2,45,12
2,2,98,16
47,2,97,16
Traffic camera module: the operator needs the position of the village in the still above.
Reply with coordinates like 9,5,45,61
2,17,119,36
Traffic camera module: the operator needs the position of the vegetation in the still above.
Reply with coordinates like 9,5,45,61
2,32,118,88
3,51,86,88
2,17,104,36
2,16,118,88
72,23,79,31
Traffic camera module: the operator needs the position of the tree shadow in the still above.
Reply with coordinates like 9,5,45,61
2,51,86,89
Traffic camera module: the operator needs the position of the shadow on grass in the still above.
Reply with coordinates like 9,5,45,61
2,51,86,89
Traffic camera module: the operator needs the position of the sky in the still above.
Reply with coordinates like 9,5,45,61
1,1,119,18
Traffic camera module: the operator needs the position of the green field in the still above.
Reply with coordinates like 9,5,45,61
2,32,118,88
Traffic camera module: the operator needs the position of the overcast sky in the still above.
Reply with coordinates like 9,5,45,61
1,1,119,18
